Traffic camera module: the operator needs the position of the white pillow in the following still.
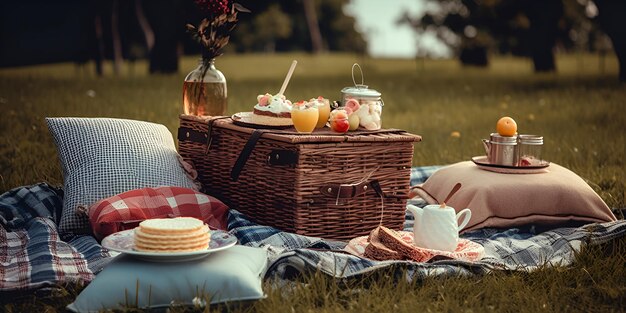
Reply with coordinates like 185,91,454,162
46,117,197,236
67,245,267,312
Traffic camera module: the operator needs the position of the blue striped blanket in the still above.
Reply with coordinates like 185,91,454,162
1,166,625,292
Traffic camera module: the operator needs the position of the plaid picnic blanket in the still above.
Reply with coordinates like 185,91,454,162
0,183,112,292
2,166,626,293
229,205,626,281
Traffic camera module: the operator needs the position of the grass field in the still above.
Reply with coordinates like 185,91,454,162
0,53,625,312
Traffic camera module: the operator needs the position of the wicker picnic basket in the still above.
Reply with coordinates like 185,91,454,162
178,115,421,241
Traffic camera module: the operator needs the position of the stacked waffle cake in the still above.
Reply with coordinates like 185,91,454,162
134,217,210,253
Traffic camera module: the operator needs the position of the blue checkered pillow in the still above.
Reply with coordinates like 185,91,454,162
46,117,197,237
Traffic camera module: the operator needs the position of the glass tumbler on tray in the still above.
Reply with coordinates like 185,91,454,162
315,98,331,129
517,134,543,166
291,101,319,133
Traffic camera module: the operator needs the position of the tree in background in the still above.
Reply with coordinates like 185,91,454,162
594,0,626,81
143,0,184,74
318,0,367,53
524,0,563,72
252,4,292,53
1,0,366,72
303,0,325,53
229,0,366,54
400,0,623,79
400,0,565,70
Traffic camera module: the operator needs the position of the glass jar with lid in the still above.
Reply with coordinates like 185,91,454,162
339,63,384,130
517,134,543,166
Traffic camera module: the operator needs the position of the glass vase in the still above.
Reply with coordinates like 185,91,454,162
182,58,227,116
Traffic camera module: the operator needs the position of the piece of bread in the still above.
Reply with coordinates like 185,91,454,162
375,226,429,262
363,227,404,261
133,217,210,253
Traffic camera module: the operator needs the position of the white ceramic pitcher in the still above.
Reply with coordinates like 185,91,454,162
406,204,472,252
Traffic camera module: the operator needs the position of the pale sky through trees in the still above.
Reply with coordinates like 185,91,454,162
345,0,451,58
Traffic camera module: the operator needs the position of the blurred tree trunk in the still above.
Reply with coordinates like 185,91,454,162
144,0,180,74
303,0,323,54
524,0,563,72
594,0,626,82
111,0,123,75
94,14,105,76
135,0,154,51
460,46,489,67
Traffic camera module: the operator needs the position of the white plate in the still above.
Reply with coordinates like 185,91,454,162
231,112,293,129
101,229,237,262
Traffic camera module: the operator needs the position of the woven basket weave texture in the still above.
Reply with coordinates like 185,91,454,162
178,115,421,241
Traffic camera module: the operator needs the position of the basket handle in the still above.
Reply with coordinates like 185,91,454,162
231,129,265,181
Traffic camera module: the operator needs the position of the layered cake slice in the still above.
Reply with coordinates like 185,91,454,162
133,217,210,253
254,93,293,118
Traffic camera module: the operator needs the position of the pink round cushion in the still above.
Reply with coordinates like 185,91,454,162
413,161,616,232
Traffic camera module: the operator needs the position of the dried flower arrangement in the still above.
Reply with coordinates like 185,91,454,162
186,0,250,60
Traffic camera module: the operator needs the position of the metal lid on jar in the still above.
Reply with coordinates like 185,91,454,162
518,134,543,145
341,63,382,99
341,85,381,98
489,133,518,144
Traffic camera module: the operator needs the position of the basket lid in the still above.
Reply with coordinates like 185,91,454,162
178,115,421,144
223,118,420,143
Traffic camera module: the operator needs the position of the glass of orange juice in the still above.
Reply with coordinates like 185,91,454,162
291,101,319,133
314,97,331,128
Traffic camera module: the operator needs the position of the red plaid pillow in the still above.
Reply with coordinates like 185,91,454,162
89,187,228,240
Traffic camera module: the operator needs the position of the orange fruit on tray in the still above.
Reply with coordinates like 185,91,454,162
496,116,517,136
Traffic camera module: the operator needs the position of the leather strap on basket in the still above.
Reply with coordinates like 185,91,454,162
230,129,302,181
177,127,207,144
319,179,406,200
267,150,299,166
177,117,230,150
231,129,265,181
320,179,389,199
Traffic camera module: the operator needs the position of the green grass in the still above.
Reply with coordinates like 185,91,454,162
1,53,625,312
